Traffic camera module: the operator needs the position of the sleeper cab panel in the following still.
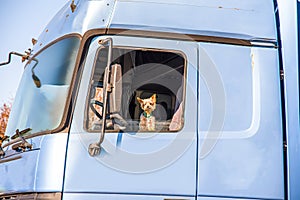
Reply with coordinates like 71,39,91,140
197,43,284,199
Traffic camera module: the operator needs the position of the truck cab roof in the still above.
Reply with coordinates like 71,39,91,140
34,0,276,52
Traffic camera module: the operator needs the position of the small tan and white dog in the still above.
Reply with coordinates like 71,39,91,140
137,94,156,131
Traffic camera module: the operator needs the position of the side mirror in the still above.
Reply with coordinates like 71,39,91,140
109,64,122,113
98,38,122,115
89,38,113,157
88,38,127,157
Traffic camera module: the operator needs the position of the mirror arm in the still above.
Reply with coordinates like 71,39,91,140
88,38,113,157
0,51,30,66
0,51,41,88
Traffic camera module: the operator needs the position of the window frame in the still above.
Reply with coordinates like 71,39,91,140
83,43,187,133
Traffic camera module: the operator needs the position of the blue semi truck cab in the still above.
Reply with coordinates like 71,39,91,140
0,0,299,199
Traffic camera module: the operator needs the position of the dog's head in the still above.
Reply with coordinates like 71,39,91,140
137,94,156,114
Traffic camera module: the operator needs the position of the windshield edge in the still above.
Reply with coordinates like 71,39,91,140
3,34,83,148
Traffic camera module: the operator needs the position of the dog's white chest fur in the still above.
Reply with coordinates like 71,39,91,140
139,114,156,131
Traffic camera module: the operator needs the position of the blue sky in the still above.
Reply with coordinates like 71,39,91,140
0,0,69,104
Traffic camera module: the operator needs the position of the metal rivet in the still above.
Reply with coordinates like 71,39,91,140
32,38,37,46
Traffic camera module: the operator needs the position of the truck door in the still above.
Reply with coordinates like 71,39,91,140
64,35,198,199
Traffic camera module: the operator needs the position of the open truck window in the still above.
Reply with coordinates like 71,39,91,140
85,46,186,132
5,36,80,137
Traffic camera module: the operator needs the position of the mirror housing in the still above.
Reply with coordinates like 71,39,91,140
109,64,122,114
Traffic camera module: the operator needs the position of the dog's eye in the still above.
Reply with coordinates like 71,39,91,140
150,103,153,106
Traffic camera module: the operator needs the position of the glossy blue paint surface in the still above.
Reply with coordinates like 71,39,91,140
197,43,284,199
34,0,277,53
278,0,300,199
0,134,68,193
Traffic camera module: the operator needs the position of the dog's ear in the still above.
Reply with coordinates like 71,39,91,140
137,97,143,104
151,94,156,103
